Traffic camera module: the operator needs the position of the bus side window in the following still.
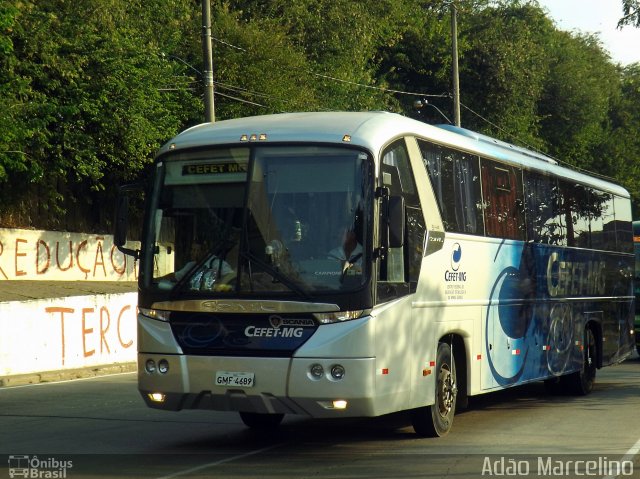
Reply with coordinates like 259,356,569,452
481,158,525,240
580,188,614,250
418,140,483,235
615,197,633,253
523,171,566,245
377,139,425,302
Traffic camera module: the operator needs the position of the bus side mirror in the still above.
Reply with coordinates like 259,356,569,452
114,183,143,259
388,195,405,248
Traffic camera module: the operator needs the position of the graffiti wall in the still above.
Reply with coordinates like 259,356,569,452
0,228,139,281
0,293,137,376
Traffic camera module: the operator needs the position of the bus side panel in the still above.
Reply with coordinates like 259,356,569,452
411,235,487,397
418,235,634,394
409,302,477,407
368,296,418,415
484,241,633,388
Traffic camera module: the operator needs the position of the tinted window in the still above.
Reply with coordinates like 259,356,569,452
614,196,633,253
481,159,525,240
523,171,566,245
418,140,483,235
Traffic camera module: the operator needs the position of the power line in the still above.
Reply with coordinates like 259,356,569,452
310,71,449,98
458,101,589,173
208,32,545,153
459,102,542,152
214,80,291,102
212,36,247,52
210,35,449,99
214,90,267,108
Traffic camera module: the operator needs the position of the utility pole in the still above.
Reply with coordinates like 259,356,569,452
450,1,461,127
201,0,215,122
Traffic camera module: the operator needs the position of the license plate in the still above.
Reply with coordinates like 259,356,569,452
215,371,255,388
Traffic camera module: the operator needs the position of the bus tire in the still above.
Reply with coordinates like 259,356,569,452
239,412,284,430
566,326,597,395
410,341,457,437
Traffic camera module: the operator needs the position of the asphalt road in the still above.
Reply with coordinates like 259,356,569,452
1,357,640,479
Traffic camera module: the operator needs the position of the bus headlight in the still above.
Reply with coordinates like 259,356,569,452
332,400,348,409
139,307,171,322
313,310,369,324
148,393,166,403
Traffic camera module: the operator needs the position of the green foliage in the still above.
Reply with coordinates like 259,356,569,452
1,0,639,229
538,30,620,169
618,0,640,28
208,3,319,117
0,1,32,184
224,0,411,111
461,2,555,149
601,64,640,215
1,0,200,230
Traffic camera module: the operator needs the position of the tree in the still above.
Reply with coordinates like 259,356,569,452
226,0,416,111
0,2,34,191
1,0,201,230
601,64,640,215
1,0,640,229
537,29,620,172
378,0,456,122
206,3,319,118
460,1,555,149
618,0,640,28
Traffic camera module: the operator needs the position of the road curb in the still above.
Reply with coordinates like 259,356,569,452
0,362,137,387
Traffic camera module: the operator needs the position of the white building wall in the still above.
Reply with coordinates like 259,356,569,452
0,228,139,281
0,293,137,376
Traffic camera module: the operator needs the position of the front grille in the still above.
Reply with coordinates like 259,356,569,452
169,312,318,357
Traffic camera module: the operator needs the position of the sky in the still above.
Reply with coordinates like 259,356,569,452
536,0,640,66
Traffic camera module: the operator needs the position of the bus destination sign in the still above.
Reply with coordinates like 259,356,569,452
182,162,247,176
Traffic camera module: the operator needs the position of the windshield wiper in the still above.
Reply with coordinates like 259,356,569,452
340,252,363,283
240,249,311,300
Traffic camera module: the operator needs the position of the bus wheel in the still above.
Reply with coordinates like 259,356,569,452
411,342,457,437
567,326,597,395
239,412,284,430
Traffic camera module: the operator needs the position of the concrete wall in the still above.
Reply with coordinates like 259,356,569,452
0,227,138,281
0,292,137,377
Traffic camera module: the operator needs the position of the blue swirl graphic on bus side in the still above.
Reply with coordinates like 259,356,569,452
485,265,529,386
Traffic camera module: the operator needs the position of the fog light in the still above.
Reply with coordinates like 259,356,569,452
309,363,324,380
148,392,166,403
330,364,345,380
158,359,169,374
332,400,348,409
145,359,157,374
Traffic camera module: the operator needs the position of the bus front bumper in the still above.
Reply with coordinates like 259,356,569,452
138,353,379,418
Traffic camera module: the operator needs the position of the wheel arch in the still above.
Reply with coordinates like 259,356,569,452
439,332,468,410
586,319,603,369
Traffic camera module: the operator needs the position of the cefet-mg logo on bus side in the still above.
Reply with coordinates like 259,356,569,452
445,243,467,281
244,315,315,338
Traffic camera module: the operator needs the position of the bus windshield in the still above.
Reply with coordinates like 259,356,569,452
147,145,372,296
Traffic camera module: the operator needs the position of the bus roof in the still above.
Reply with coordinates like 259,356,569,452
158,111,629,197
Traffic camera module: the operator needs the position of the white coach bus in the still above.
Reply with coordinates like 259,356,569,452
115,111,635,436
